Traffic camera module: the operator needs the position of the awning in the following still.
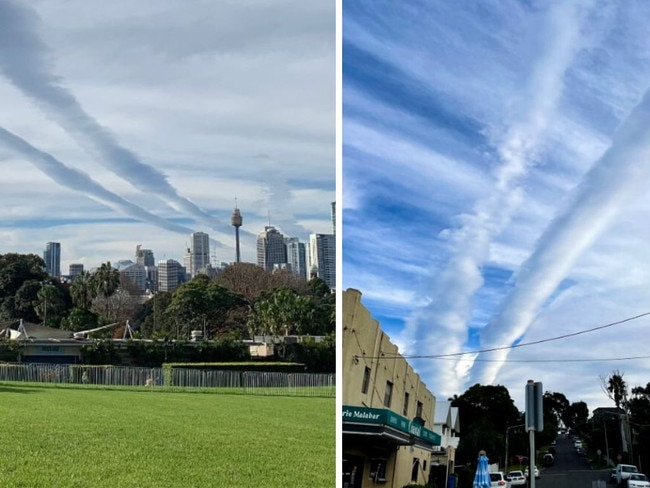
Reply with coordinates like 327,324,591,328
343,405,442,451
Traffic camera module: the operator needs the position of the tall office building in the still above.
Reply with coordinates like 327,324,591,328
135,245,155,267
188,232,210,278
43,242,61,278
257,226,287,272
309,233,336,290
285,237,307,280
158,259,182,292
331,201,336,235
69,263,84,279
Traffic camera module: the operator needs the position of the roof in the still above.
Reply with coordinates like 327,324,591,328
3,322,73,340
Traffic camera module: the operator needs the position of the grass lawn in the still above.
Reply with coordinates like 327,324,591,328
0,384,334,487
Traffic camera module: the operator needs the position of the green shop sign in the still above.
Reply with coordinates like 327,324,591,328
343,405,441,445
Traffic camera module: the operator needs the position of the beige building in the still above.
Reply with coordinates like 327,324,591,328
431,401,460,488
343,289,441,488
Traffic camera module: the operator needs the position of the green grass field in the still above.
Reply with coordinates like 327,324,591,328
0,384,334,487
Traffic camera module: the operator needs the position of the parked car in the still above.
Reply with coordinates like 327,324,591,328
524,466,540,479
627,473,650,488
543,453,555,467
611,469,618,484
616,464,639,486
506,470,526,486
490,472,511,487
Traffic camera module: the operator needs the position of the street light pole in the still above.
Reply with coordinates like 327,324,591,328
603,417,610,465
505,424,526,473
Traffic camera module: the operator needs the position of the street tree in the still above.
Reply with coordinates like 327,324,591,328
451,384,521,465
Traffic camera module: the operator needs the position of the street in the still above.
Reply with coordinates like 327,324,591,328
534,433,610,488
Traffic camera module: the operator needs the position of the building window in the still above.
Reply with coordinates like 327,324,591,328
361,367,371,394
423,460,427,471
411,458,420,483
369,459,387,482
384,381,393,408
416,401,423,418
403,392,410,416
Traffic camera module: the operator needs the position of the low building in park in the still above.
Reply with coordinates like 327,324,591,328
342,288,442,488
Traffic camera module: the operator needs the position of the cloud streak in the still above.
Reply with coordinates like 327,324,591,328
400,1,590,396
0,0,228,236
472,86,650,385
0,125,229,248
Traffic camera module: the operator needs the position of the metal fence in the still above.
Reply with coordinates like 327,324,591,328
0,363,335,398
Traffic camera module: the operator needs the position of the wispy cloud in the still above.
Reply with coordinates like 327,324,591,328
472,86,650,385
0,125,229,247
399,1,590,397
0,1,226,236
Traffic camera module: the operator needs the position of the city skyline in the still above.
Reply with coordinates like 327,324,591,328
0,1,334,271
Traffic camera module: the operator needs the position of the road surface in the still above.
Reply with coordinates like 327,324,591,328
533,433,610,488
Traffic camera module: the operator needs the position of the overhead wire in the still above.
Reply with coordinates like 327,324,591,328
354,311,650,361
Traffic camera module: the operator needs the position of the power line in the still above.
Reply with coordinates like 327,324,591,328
356,311,650,360
433,355,650,363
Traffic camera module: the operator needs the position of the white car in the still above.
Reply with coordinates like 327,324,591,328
490,472,511,487
506,470,526,486
617,464,639,485
628,473,650,488
524,466,540,479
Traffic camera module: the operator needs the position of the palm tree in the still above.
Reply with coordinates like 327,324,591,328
70,270,95,310
607,371,628,409
92,262,120,319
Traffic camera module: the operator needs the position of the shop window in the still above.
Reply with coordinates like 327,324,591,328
384,381,393,408
416,400,423,418
403,392,409,416
361,367,371,394
411,458,420,483
369,459,387,483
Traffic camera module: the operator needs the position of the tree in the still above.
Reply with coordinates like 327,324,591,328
165,277,244,340
307,277,335,335
13,279,42,323
601,370,628,410
214,262,307,303
61,307,99,332
0,253,48,321
91,262,120,320
451,384,521,465
35,283,68,328
247,288,314,338
69,271,96,310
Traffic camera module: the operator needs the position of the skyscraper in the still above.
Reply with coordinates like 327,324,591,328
69,263,84,279
331,201,336,235
135,245,155,267
189,232,210,278
231,205,243,263
285,237,307,280
43,242,61,278
158,259,182,292
309,233,336,290
257,226,287,272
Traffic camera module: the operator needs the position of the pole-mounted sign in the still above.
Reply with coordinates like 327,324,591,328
525,380,543,488
525,380,543,432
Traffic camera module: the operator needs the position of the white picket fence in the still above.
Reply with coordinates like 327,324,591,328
0,362,335,397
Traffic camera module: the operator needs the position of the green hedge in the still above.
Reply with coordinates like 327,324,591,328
162,362,306,373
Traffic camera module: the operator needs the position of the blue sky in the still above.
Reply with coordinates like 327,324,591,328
343,0,650,409
0,0,334,270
